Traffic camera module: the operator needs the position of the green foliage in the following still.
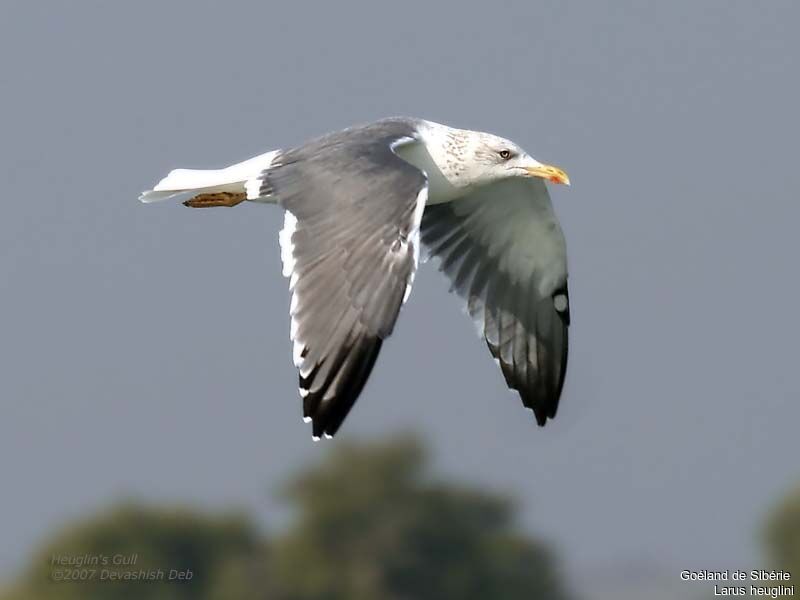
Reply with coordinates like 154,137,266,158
269,434,570,600
764,484,800,574
4,503,258,600
2,435,571,600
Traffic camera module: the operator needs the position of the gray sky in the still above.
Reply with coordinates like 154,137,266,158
1,0,799,592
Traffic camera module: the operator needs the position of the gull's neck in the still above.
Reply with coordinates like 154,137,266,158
395,120,474,204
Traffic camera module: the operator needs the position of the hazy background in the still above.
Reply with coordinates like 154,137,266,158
1,1,799,597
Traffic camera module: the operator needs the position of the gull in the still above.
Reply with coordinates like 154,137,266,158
140,117,572,439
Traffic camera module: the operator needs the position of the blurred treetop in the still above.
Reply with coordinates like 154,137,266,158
764,484,800,576
2,434,571,600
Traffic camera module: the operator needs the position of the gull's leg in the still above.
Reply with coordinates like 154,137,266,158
183,192,246,208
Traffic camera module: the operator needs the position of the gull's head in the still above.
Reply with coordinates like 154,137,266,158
466,132,570,187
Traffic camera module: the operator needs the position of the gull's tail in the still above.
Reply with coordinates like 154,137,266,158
139,150,280,203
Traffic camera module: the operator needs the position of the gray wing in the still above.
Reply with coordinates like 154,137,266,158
420,178,569,426
256,120,427,438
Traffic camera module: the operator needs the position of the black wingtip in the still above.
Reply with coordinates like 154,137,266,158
521,383,561,428
530,400,556,427
301,337,383,440
533,407,549,427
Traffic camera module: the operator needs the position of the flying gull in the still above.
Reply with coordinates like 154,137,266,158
140,117,571,439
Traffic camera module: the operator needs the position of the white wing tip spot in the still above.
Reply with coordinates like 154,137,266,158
553,293,568,313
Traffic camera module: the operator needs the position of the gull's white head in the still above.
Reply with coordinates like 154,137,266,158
416,122,570,193
467,131,570,187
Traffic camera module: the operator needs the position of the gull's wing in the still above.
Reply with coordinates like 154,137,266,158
252,121,427,439
420,178,569,425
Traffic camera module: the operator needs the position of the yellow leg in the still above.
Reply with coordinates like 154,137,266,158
183,192,246,208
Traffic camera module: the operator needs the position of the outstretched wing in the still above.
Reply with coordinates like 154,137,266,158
420,178,569,425
254,121,427,439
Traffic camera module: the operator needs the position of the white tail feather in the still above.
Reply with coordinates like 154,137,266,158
139,150,279,203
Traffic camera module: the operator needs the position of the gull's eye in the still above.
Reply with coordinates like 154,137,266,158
498,149,512,160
